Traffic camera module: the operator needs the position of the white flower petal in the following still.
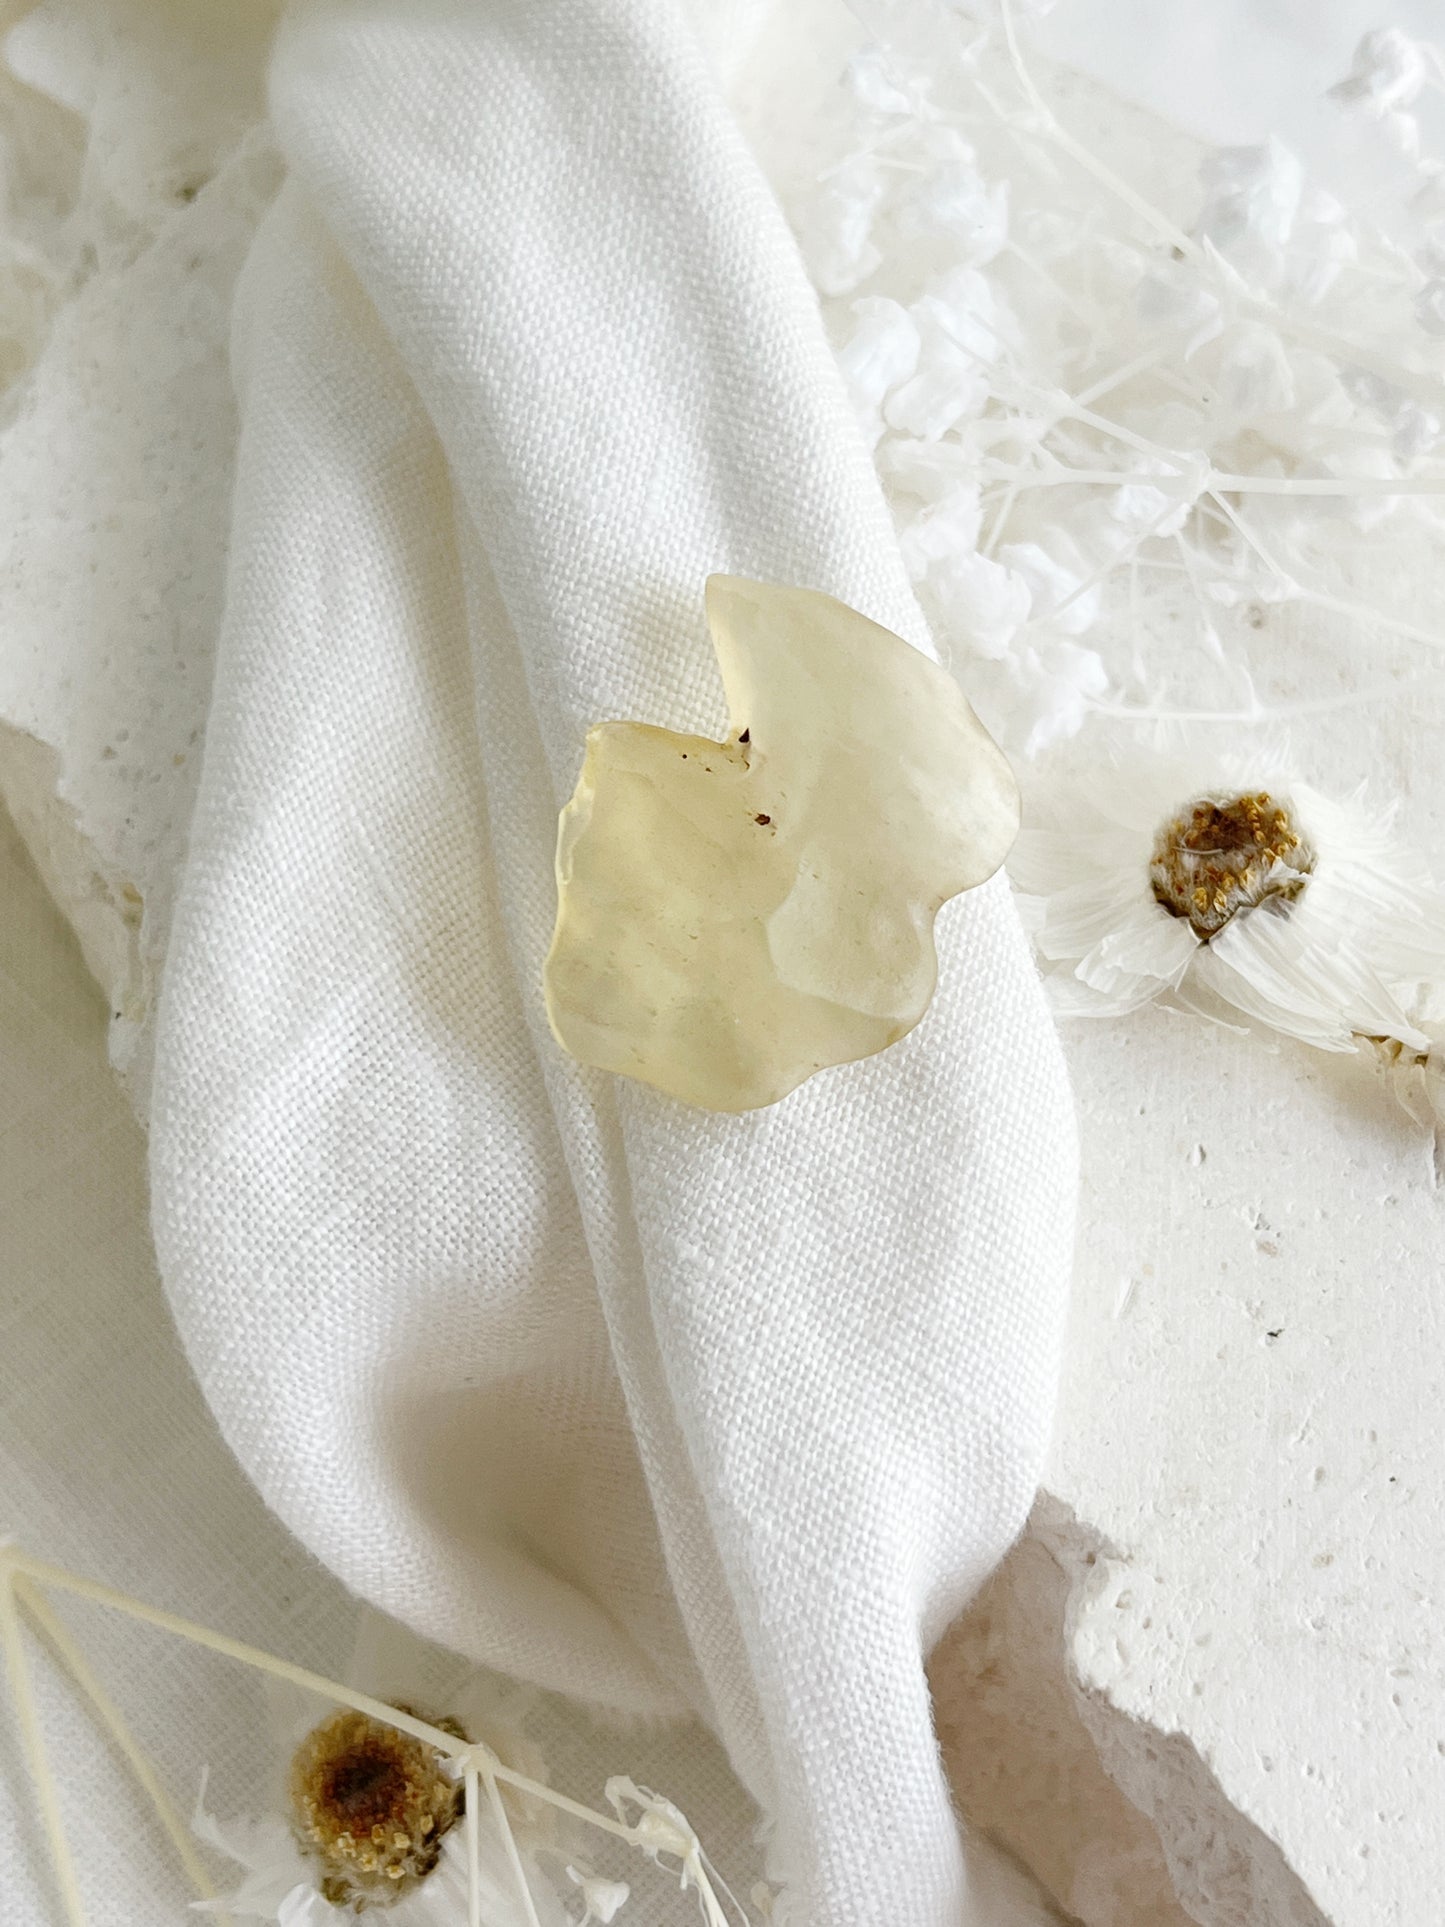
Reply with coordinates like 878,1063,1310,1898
1329,29,1428,116
997,541,1101,637
1044,963,1168,1020
884,338,989,439
833,297,921,445
920,549,1029,659
1007,826,1082,896
276,1886,335,1926
1189,928,1359,1051
1072,895,1194,1002
1095,905,1198,983
844,45,919,118
1026,878,1150,962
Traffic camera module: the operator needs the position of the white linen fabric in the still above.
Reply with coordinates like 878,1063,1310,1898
149,2,1076,1921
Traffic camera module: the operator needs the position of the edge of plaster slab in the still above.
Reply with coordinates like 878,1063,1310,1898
0,721,149,1101
933,1493,1333,1927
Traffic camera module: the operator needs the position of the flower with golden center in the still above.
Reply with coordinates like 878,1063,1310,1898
289,1707,466,1908
1010,747,1445,1069
1149,791,1315,939
195,1650,573,1925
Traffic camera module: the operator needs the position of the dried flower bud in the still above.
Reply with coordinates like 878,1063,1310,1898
289,1707,465,1908
1150,791,1315,939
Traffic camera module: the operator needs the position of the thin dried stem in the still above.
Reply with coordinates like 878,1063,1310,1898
1209,490,1445,655
11,1577,228,1925
980,348,1172,552
0,1568,87,1927
997,0,1204,263
983,462,1445,496
6,1550,455,1754
996,0,1445,412
480,1755,545,1927
1072,343,1171,411
464,1763,482,1927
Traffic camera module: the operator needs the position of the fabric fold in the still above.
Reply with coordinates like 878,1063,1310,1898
150,2,1075,1919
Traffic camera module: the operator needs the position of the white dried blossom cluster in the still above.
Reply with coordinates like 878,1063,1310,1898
795,13,1445,759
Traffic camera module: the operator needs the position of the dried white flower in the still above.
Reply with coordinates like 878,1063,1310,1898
914,547,1029,658
897,488,984,577
0,1551,738,1927
985,636,1108,757
895,157,1009,266
288,1706,468,1908
996,538,1099,636
842,44,920,119
1212,321,1298,419
1329,29,1431,117
194,1633,563,1922
797,157,886,296
566,1865,631,1924
194,1779,562,1925
1011,749,1445,1073
912,263,1006,365
885,329,990,438
1197,139,1305,270
832,296,921,445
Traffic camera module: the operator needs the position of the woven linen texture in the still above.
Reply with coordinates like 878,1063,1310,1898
149,3,1076,1919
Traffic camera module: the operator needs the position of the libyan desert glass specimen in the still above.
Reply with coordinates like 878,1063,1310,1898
543,576,1019,1111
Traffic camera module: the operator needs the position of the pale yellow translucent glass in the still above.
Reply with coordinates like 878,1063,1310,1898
544,577,1019,1112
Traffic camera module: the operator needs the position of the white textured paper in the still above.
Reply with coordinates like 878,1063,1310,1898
143,3,1075,1921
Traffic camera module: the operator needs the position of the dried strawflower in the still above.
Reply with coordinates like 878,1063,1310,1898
288,1706,465,1908
543,576,1018,1111
1011,748,1445,1073
194,1665,568,1924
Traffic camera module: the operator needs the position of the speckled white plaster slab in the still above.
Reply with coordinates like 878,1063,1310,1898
0,0,280,1102
930,601,1445,1924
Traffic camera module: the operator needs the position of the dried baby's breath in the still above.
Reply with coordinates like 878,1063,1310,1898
797,11,1445,758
